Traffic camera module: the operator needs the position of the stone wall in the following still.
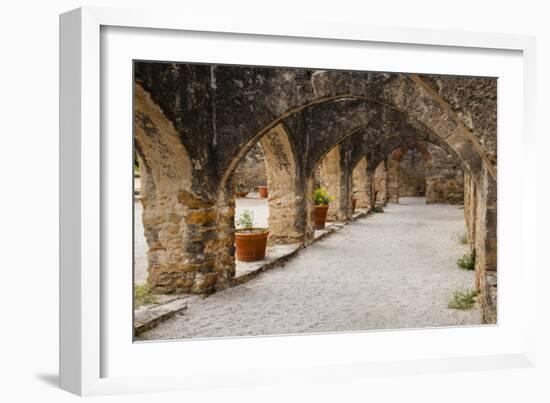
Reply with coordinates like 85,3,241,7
399,149,426,197
234,143,267,192
426,145,464,204
386,143,464,205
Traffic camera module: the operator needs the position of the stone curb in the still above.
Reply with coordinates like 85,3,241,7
134,295,200,336
232,244,306,286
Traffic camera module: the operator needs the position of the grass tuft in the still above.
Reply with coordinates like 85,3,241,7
455,232,469,245
134,284,158,308
448,289,479,310
457,249,476,271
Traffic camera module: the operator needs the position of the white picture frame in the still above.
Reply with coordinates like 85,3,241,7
59,6,537,396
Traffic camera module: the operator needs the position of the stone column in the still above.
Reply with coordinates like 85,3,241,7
366,169,376,208
387,156,400,203
260,125,309,244
135,83,234,295
383,160,389,204
474,163,497,324
374,162,387,204
464,171,477,250
138,155,236,295
319,145,349,221
352,157,369,208
339,155,353,221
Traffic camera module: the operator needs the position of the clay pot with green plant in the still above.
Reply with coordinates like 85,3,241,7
312,187,332,230
257,185,268,198
235,182,249,198
234,210,269,262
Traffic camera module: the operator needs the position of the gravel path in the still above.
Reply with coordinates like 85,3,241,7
140,197,480,340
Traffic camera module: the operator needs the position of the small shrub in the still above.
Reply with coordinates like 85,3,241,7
313,187,332,205
455,232,469,245
448,289,479,310
235,182,246,192
236,209,254,230
134,284,158,307
371,206,384,213
457,249,476,270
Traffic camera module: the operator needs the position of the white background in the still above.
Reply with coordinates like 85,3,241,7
1,0,548,402
103,24,525,381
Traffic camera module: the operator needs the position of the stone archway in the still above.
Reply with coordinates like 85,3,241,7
387,143,431,203
385,141,465,205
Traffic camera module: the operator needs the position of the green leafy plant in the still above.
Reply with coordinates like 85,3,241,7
235,182,246,192
236,209,254,230
134,284,158,308
448,289,479,310
313,187,332,205
457,249,476,270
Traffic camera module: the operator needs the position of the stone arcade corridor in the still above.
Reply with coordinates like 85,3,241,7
139,198,480,340
134,62,497,332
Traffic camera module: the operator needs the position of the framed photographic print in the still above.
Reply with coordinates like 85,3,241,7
60,6,537,396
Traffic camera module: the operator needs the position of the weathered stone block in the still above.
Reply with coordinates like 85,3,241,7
185,209,217,225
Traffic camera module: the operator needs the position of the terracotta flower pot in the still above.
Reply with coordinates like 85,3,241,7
235,191,249,198
235,229,269,262
257,185,268,198
313,204,329,230
351,197,357,214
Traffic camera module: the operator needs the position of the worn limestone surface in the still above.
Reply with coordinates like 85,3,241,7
426,144,465,204
374,161,388,203
138,198,481,340
233,144,267,191
398,148,427,197
134,62,497,323
352,157,369,208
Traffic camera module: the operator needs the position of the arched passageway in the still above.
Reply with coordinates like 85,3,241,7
134,62,497,326
386,142,465,205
